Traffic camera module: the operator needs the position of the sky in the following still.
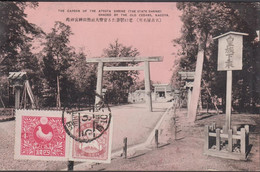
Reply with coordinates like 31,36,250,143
25,2,182,84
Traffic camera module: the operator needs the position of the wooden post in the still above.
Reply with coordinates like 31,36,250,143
123,137,127,159
173,117,177,140
187,88,192,113
232,126,237,144
144,61,152,112
204,125,209,151
223,125,227,134
226,70,232,130
174,124,177,140
67,161,74,171
15,87,21,109
245,125,249,133
232,126,237,134
188,49,204,122
155,129,159,148
245,125,249,152
241,128,246,154
23,86,27,109
56,75,61,110
228,129,233,152
11,108,14,117
207,96,209,114
164,86,167,99
0,95,5,108
154,87,157,101
212,123,216,131
216,128,220,151
95,62,104,105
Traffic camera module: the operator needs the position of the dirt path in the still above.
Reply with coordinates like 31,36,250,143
85,108,260,171
1,105,259,171
0,102,171,170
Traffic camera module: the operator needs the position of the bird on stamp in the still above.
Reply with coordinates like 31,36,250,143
36,126,53,142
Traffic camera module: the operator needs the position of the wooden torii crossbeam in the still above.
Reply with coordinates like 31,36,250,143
86,56,163,112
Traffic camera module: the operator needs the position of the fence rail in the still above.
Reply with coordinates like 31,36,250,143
0,108,15,116
204,124,250,160
0,108,15,121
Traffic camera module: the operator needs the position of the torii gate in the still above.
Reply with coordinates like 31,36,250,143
86,56,163,112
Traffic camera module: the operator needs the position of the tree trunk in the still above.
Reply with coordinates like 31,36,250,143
56,75,61,110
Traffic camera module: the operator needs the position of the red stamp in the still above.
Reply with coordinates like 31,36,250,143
71,118,111,162
15,110,69,161
64,111,113,163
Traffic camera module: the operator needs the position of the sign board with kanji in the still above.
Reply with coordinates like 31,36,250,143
213,31,248,71
14,109,70,161
213,31,248,131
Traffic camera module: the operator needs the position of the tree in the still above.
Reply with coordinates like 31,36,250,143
172,2,259,113
41,21,74,108
0,2,43,107
102,40,140,104
0,2,42,71
66,51,97,107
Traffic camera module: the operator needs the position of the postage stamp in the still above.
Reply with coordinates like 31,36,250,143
14,109,70,161
67,111,113,163
61,93,113,163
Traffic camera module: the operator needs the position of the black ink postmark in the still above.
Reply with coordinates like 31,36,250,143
62,92,112,143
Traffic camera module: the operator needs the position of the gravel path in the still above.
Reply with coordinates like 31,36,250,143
0,102,171,170
79,108,260,171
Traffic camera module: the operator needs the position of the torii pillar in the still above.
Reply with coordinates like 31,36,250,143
86,56,163,112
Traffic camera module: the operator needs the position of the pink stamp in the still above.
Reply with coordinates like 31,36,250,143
67,112,113,163
15,110,69,161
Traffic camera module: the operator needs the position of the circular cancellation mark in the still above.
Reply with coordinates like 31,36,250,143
62,92,112,143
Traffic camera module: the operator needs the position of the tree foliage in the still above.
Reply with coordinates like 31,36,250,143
102,40,140,104
0,2,43,107
172,2,259,113
41,21,74,107
66,51,97,107
0,2,144,108
0,2,42,72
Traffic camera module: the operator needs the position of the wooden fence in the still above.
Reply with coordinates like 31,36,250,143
0,108,15,121
204,124,250,160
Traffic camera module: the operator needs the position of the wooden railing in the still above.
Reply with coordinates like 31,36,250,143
204,123,250,160
0,108,15,117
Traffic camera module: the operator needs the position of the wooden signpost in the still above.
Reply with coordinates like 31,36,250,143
86,56,163,112
204,31,250,160
213,31,248,131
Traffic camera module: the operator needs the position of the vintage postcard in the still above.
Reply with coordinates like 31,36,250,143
0,1,259,171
